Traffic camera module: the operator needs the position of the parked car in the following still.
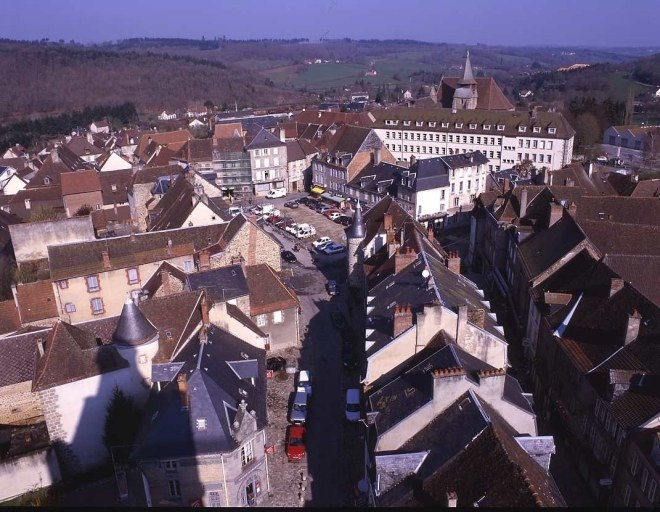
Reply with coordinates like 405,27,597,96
281,250,298,263
327,212,342,221
285,424,306,461
312,236,332,249
342,342,358,370
323,208,340,218
228,206,242,217
297,197,312,206
318,205,332,214
335,215,352,226
285,223,299,235
284,200,299,208
266,187,287,199
297,370,312,397
289,388,309,424
345,388,360,422
326,280,338,296
322,243,346,255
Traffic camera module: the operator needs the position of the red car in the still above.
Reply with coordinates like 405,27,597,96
323,208,340,218
285,424,306,461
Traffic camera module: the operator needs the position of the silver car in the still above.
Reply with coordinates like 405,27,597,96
289,388,308,424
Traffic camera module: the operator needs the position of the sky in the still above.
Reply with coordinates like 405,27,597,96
2,0,660,48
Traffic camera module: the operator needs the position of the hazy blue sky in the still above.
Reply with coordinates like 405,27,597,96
2,0,660,47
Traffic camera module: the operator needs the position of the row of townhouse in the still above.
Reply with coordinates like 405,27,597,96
340,196,566,507
467,160,660,506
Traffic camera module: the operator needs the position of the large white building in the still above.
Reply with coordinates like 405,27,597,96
371,107,575,173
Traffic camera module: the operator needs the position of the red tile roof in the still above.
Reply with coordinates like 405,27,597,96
60,170,102,196
15,280,59,324
245,264,299,316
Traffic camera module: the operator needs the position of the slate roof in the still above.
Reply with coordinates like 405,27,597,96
15,280,58,324
0,299,20,335
518,211,589,280
367,344,493,436
32,320,129,392
392,392,565,507
580,219,660,256
147,175,230,231
285,139,318,162
244,127,285,150
140,260,188,298
183,138,213,163
361,195,429,249
631,178,660,198
370,107,575,140
134,324,266,460
575,196,660,227
245,264,299,316
186,265,249,303
112,297,158,347
604,254,660,306
128,164,183,190
60,170,102,196
64,136,104,158
0,329,48,387
47,223,230,280
137,290,204,363
375,451,429,498
291,110,375,127
325,124,372,156
98,169,132,205
439,76,514,110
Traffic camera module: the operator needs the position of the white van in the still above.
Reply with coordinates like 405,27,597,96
228,206,242,217
266,188,287,199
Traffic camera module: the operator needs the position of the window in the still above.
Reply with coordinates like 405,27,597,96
548,127,557,134
455,123,463,128
533,126,541,133
86,275,100,292
91,298,104,315
65,303,76,313
168,479,181,497
403,120,411,126
126,267,139,285
469,123,477,129
196,418,207,431
483,124,491,130
415,121,423,127
263,158,269,167
111,184,118,192
416,133,420,140
641,469,649,492
649,479,657,502
497,125,504,131
241,441,254,466
547,141,553,150
454,197,459,207
519,126,527,133
208,491,222,507
429,122,436,127
533,139,538,149
272,147,278,155
441,122,449,128
164,460,178,471
630,453,639,476
256,314,267,327
58,280,69,289
272,310,284,324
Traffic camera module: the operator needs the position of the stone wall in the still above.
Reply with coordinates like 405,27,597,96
210,221,281,272
0,380,43,425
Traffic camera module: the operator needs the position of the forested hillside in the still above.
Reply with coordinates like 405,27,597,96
0,40,310,123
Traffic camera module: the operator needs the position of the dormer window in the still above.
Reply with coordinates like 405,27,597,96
415,121,423,127
385,119,397,125
44,177,51,185
441,122,449,128
483,124,491,130
111,184,117,192
533,126,541,133
518,126,527,133
497,124,505,131
429,121,436,127
548,127,557,134
403,120,411,126
196,418,207,431
455,123,463,129
24,198,31,210
469,123,477,129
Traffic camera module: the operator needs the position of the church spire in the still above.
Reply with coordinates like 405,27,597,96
458,50,477,86
347,200,365,240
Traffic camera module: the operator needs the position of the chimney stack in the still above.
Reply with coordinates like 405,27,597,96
548,202,563,227
502,177,510,192
410,155,416,166
625,310,642,345
177,373,189,410
201,296,210,326
467,308,485,328
394,247,417,274
51,148,59,163
101,250,111,270
447,250,461,274
198,250,211,271
37,339,45,357
373,146,382,166
519,187,528,218
456,304,468,343
393,305,413,338
610,278,625,298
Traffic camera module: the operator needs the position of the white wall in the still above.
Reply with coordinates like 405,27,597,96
0,448,61,502
99,153,132,172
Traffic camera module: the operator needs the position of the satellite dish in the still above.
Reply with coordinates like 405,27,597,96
421,269,430,279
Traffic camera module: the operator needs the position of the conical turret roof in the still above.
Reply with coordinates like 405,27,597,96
112,296,158,347
347,200,365,239
457,51,477,86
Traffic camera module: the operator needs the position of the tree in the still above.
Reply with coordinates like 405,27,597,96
103,386,142,464
204,100,215,112
75,204,92,216
573,111,601,152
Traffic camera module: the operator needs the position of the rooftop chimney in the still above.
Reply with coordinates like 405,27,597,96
447,250,461,274
201,296,210,326
610,278,625,298
548,202,563,227
625,310,642,345
467,308,485,328
102,249,111,270
51,149,59,163
394,247,417,274
177,373,189,410
198,249,211,271
383,212,393,232
393,305,413,338
373,146,382,166
410,155,416,166
456,304,468,343
37,339,45,357
519,187,528,218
